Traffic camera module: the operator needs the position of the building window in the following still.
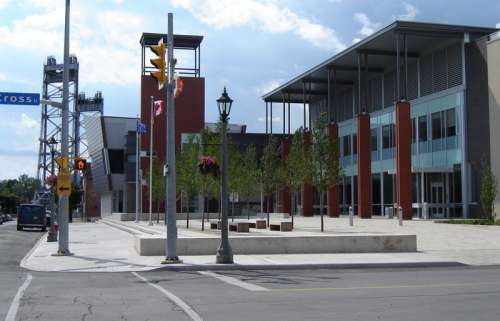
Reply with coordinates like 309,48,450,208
382,124,394,149
431,112,442,140
418,115,428,142
343,136,350,156
411,118,416,143
352,134,357,155
371,128,378,151
108,149,125,174
446,108,456,137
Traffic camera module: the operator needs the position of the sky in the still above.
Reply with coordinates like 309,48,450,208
0,0,499,180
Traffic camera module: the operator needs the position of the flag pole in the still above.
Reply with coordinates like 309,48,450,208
149,96,154,226
135,116,140,223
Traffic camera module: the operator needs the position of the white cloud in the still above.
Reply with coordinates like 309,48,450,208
0,6,143,86
20,113,38,129
396,3,418,21
256,79,283,95
0,73,6,81
0,0,11,9
352,37,361,44
354,13,380,37
171,0,346,52
496,22,500,28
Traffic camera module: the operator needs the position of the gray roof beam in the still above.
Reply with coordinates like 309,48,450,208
302,77,354,85
356,48,419,58
326,65,384,73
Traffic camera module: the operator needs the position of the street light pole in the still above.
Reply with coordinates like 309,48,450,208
47,137,57,242
216,87,234,264
55,0,71,256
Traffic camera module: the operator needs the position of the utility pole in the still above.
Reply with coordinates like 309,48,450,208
162,12,181,263
54,0,71,256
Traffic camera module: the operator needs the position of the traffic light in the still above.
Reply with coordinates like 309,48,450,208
150,38,166,90
74,158,87,171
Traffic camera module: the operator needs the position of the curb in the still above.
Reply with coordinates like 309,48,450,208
20,231,48,270
149,261,467,272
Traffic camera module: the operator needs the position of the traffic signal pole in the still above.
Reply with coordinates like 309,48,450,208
163,12,180,263
55,0,71,256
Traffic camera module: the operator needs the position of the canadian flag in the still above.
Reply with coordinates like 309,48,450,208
153,100,164,116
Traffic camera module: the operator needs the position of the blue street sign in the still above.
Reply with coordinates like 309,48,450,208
0,92,40,106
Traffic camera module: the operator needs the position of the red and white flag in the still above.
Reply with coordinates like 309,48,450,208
153,100,164,116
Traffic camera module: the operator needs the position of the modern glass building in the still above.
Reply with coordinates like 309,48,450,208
262,21,498,219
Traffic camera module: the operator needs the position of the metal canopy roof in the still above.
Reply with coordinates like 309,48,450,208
140,33,203,49
262,21,498,103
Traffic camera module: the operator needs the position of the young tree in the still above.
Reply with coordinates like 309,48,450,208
261,136,282,226
480,163,498,222
281,128,313,226
239,145,260,220
199,128,221,230
147,157,165,223
176,135,201,229
311,112,342,232
228,140,244,222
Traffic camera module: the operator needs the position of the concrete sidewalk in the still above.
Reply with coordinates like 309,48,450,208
20,219,500,273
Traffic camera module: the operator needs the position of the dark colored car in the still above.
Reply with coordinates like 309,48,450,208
17,204,47,231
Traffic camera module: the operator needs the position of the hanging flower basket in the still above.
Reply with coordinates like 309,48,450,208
198,155,219,177
46,174,57,187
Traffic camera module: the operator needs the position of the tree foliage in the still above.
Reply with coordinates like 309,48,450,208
480,163,498,222
0,175,40,212
310,112,342,231
261,136,282,199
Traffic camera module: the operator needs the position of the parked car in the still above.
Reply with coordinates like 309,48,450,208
4,213,13,221
0,214,3,224
17,204,47,231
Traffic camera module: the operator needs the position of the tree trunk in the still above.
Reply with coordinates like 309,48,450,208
320,191,324,232
266,197,270,227
156,199,160,224
201,196,206,231
290,189,294,228
186,192,190,229
247,200,250,220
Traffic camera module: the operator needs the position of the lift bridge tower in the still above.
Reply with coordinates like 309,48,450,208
35,55,103,205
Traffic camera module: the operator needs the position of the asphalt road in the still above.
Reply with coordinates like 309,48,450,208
2,222,500,321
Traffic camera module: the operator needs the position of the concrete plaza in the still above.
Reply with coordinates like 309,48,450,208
20,215,500,272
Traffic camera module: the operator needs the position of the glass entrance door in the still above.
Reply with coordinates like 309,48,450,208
430,182,445,218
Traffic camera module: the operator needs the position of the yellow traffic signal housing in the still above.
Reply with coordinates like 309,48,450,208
150,38,166,90
74,158,87,171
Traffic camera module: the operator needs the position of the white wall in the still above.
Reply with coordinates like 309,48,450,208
100,192,113,217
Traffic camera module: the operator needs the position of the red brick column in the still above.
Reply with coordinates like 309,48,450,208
302,130,313,217
280,138,291,215
327,123,340,217
357,112,372,218
396,100,412,220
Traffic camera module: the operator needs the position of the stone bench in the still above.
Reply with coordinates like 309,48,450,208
210,221,221,230
248,220,267,229
229,222,250,233
269,221,293,232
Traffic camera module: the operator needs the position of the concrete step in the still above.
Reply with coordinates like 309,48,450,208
135,233,417,256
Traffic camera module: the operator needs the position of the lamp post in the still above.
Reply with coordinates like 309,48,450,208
47,136,58,242
216,87,234,264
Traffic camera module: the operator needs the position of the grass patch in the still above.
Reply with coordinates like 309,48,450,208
435,219,500,225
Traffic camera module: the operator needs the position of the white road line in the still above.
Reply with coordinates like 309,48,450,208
5,273,33,321
198,271,270,292
132,272,203,321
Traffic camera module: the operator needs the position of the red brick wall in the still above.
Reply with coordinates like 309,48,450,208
140,75,205,213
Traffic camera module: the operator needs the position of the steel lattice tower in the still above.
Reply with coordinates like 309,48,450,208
35,55,103,204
